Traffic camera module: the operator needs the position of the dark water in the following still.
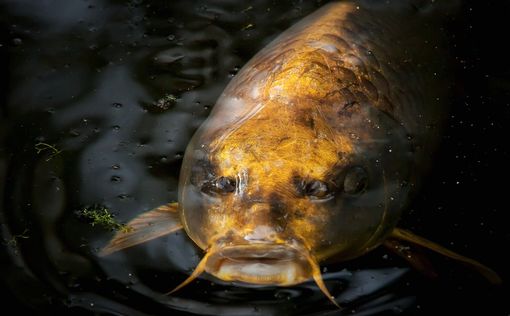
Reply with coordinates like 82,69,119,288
1,0,509,315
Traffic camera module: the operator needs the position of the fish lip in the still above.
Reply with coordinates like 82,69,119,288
218,244,299,261
205,243,312,285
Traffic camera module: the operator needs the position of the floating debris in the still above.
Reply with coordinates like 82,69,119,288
241,23,254,31
35,142,62,161
241,6,253,13
4,229,30,254
144,93,179,113
77,205,131,233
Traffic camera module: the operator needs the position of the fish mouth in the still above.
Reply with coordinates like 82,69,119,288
169,242,340,307
205,244,313,286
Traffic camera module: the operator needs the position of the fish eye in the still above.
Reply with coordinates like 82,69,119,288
201,176,236,196
304,180,333,200
343,166,368,195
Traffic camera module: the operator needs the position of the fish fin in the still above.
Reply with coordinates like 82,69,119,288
389,228,502,284
383,238,438,279
99,202,183,256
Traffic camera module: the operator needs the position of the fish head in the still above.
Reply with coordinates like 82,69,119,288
178,88,413,286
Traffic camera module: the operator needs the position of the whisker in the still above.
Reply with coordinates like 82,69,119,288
166,250,212,295
305,253,342,309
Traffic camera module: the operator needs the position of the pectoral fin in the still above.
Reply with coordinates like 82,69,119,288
388,228,502,284
383,238,438,279
99,202,183,256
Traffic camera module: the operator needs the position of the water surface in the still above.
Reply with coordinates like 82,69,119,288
1,1,509,315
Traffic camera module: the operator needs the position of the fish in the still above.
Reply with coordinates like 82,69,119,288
100,0,501,308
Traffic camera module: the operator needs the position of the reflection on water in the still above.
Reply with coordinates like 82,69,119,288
0,0,508,315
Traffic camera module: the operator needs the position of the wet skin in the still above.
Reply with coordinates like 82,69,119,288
179,1,438,286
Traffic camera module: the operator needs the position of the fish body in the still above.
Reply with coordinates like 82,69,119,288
101,0,500,304
179,0,449,283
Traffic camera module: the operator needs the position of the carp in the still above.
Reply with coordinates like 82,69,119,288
101,0,500,307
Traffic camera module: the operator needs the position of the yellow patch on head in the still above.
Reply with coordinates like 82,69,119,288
200,28,357,250
266,50,336,101
205,92,354,248
211,101,352,189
